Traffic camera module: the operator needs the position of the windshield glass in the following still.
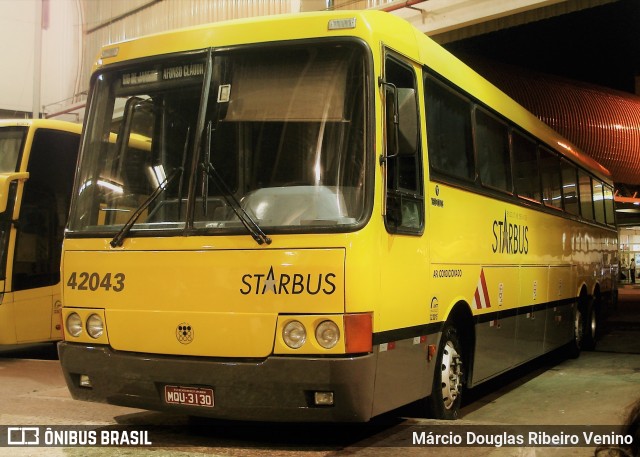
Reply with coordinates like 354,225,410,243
69,43,368,236
0,127,26,173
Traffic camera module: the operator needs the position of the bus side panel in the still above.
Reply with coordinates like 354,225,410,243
514,303,546,363
0,288,18,344
471,266,518,383
514,266,548,364
371,333,437,417
544,300,576,352
544,265,575,352
11,286,55,343
472,311,515,384
51,295,63,341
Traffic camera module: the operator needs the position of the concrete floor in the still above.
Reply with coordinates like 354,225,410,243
0,287,638,456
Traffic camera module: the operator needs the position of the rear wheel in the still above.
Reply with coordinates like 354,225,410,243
426,324,464,420
565,306,583,358
582,297,598,351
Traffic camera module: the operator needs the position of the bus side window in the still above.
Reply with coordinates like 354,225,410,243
539,147,562,210
474,107,511,192
578,170,594,221
512,131,540,202
383,55,423,234
592,180,605,224
603,184,615,226
425,75,474,182
561,159,579,216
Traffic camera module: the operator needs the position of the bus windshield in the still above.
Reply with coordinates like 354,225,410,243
69,43,368,237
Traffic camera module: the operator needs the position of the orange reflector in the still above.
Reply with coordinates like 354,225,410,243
344,313,372,354
427,344,437,362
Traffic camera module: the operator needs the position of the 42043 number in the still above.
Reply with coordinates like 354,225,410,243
66,272,125,292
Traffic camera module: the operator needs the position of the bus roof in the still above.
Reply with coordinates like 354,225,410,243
94,10,612,183
0,119,82,135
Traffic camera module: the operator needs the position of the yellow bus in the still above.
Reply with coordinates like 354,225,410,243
58,11,617,421
0,119,81,345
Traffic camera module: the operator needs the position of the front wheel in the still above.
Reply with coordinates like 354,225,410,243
426,324,464,420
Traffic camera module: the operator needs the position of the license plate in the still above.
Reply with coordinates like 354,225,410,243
164,385,214,408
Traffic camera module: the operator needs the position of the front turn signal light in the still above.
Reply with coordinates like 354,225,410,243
344,313,372,353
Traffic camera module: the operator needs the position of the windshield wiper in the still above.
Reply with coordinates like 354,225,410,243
176,126,190,220
110,167,183,248
202,122,271,245
203,162,271,245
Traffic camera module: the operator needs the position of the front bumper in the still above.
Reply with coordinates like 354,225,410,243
58,342,377,422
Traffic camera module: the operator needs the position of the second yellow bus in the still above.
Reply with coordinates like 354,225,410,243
0,119,81,345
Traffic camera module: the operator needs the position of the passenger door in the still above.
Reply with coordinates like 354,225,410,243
373,51,429,415
12,129,79,342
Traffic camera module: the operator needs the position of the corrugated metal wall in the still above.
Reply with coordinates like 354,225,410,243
79,0,395,94
468,57,640,186
0,0,81,118
43,0,83,116
80,0,293,92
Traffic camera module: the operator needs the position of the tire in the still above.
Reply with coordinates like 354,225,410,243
426,324,464,420
582,299,598,351
565,305,583,359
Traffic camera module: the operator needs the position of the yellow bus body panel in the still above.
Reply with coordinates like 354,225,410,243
63,244,345,357
97,12,410,69
426,181,614,320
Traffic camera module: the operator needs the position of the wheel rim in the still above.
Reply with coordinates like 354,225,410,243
589,309,597,339
440,340,462,410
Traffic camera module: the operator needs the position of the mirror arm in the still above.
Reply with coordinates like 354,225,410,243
0,172,29,214
378,77,400,165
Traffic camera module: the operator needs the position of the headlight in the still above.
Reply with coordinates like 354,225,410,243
315,320,340,349
283,320,306,349
86,314,104,339
66,313,82,337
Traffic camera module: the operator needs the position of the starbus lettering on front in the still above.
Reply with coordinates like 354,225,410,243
240,266,337,295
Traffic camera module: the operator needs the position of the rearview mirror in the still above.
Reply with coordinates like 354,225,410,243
397,88,418,155
0,172,29,213
382,85,419,163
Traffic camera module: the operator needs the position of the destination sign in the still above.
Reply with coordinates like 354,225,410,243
121,62,205,87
